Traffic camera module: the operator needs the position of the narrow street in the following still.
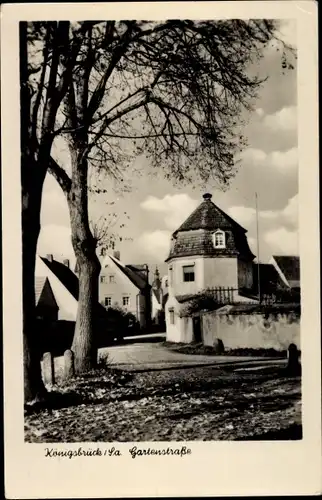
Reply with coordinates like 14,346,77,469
99,340,286,372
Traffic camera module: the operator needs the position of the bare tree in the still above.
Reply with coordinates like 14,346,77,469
25,19,295,375
20,21,95,402
90,213,130,255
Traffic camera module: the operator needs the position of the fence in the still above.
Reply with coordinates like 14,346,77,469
205,287,300,305
208,287,237,304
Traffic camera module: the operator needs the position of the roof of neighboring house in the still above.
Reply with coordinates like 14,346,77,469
35,276,59,309
273,256,300,288
252,263,285,293
174,193,247,235
166,193,255,262
35,276,47,305
126,264,150,283
162,292,169,308
40,256,108,317
152,288,162,304
109,255,151,291
127,263,148,273
41,257,79,300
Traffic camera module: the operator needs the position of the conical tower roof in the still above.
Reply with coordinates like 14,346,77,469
174,193,246,235
166,193,255,262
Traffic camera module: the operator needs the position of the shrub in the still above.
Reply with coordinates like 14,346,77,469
103,306,140,337
180,288,222,317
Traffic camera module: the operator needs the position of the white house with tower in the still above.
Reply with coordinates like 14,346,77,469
165,192,258,343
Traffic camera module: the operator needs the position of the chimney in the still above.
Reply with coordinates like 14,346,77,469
113,250,120,260
46,254,53,262
203,193,212,201
63,259,70,268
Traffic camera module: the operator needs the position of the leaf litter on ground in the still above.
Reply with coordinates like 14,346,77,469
25,364,301,442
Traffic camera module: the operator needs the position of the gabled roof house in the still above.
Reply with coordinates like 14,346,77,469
99,252,151,329
36,254,108,321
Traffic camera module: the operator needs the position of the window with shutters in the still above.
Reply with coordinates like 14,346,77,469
183,265,195,282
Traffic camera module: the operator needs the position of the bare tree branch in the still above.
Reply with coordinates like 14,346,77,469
48,156,72,193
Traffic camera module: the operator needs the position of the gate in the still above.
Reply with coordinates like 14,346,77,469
192,315,202,343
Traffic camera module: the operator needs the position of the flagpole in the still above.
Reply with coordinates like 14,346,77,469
255,192,261,304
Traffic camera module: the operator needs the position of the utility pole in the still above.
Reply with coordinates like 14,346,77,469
255,192,261,304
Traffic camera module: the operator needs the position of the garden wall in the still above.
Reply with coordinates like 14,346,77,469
201,306,300,351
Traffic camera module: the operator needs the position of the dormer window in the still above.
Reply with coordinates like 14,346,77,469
213,230,226,249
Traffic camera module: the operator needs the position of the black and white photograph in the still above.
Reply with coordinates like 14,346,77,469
2,1,320,498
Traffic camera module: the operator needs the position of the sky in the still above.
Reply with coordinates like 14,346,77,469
37,20,298,278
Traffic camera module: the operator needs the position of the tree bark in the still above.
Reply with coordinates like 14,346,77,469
20,22,47,403
71,255,101,373
22,163,47,403
68,149,101,373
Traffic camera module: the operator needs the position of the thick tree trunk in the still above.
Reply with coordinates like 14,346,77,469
20,23,48,403
22,167,47,403
71,255,101,373
68,149,101,374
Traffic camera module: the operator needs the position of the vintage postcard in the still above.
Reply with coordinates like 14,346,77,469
1,1,321,498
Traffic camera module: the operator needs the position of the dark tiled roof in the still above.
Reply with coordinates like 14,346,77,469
252,263,285,294
126,264,149,282
41,257,79,300
40,257,108,317
110,256,150,291
166,229,255,261
166,195,254,262
273,256,300,287
175,198,246,235
35,276,47,305
36,277,59,310
127,264,148,272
